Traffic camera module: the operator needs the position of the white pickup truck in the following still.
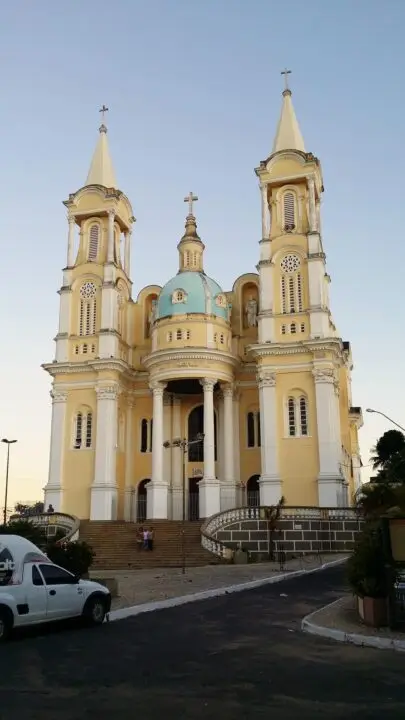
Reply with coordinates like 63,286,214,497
0,534,111,642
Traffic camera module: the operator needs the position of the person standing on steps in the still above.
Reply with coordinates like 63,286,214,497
148,527,154,551
142,527,149,550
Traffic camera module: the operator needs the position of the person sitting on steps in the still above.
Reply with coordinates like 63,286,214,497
136,526,144,551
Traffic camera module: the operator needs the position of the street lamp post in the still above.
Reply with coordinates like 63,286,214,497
2,439,17,525
366,409,405,433
163,432,204,575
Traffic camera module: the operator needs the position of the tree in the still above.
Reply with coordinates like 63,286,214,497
14,502,44,517
356,430,405,518
371,430,405,471
0,520,47,548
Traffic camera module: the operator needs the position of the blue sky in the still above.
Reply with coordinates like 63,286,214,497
0,0,404,507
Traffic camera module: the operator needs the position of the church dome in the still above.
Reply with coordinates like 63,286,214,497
156,271,228,321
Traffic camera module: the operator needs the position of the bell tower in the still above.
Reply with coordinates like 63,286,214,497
251,73,346,509
43,108,135,518
255,71,333,346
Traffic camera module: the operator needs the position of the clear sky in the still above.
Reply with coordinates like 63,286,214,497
0,0,404,508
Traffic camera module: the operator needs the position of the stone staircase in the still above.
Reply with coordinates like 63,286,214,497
79,520,222,570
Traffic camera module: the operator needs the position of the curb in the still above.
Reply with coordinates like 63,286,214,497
107,555,348,623
301,598,405,653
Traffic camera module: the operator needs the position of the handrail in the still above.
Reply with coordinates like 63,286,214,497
9,512,80,542
200,505,359,559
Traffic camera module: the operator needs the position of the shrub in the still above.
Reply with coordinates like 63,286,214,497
347,522,393,598
46,540,95,578
0,520,47,548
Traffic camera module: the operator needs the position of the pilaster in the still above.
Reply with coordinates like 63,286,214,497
90,384,119,520
124,396,135,521
313,368,343,506
44,389,67,511
258,371,282,505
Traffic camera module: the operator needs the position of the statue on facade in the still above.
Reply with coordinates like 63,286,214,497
245,297,257,328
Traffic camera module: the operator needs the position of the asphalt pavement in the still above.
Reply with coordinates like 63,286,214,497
1,565,404,720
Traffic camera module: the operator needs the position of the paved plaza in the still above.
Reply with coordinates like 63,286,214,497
96,553,346,609
1,565,405,719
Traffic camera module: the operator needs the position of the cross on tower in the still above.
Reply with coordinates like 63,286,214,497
99,104,109,122
281,68,291,91
184,191,198,216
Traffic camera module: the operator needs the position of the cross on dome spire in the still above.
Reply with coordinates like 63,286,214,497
281,68,291,92
184,191,198,216
271,70,306,154
85,105,117,188
99,104,109,122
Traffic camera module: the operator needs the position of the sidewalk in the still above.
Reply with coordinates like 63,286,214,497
89,553,347,612
302,595,405,653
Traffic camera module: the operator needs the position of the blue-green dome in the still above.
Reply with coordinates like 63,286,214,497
156,271,228,320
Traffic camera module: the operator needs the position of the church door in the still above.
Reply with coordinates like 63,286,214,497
188,477,200,520
137,479,148,522
246,474,260,507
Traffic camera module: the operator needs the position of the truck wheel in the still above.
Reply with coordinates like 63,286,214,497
0,608,12,642
83,595,106,626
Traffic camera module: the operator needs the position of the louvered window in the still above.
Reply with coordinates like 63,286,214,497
88,225,99,261
283,192,295,230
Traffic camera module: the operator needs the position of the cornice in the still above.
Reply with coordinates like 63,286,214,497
142,348,240,369
42,358,138,380
248,337,343,358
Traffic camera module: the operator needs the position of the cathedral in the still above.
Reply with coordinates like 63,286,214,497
42,80,363,523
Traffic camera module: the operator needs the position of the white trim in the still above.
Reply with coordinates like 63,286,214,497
302,597,405,653
107,556,348,623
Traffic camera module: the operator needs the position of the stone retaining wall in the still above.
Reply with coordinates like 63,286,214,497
215,516,364,558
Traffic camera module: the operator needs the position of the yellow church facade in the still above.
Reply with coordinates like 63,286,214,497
43,83,363,522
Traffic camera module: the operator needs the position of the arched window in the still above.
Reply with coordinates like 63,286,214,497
288,398,296,437
300,323,305,333
299,397,308,436
73,409,93,449
184,251,190,268
283,191,295,231
140,419,153,453
176,329,182,340
88,224,99,261
286,394,309,437
290,322,296,334
246,411,261,448
167,331,173,342
280,254,303,315
79,282,97,336
281,324,286,335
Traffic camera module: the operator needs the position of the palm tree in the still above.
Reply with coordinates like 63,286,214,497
371,429,405,470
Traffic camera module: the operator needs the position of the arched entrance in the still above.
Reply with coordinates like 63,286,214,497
187,404,217,461
137,479,149,522
246,474,260,507
188,477,200,520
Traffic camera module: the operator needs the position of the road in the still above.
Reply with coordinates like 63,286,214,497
1,565,404,719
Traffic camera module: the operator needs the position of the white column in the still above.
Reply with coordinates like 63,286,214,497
163,392,172,517
170,397,183,520
313,368,342,506
146,381,168,519
217,392,225,481
44,389,67,511
233,390,242,505
124,398,135,521
260,182,270,238
258,371,282,505
221,383,236,510
67,215,76,267
107,210,115,263
55,285,71,363
124,229,131,277
199,378,220,518
307,175,317,232
90,384,119,520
